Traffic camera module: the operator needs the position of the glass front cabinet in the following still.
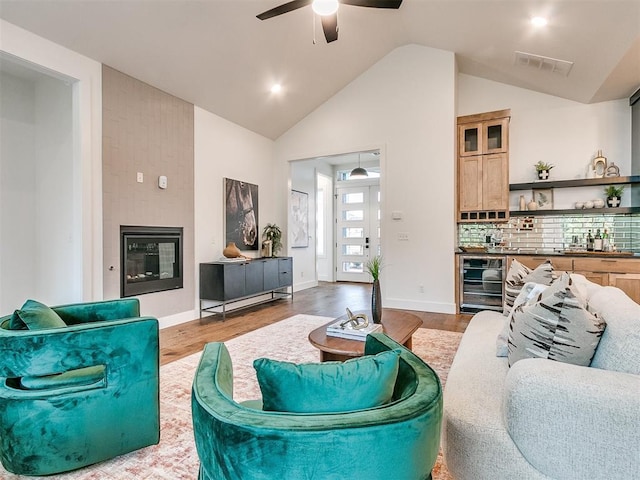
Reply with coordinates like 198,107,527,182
457,110,510,223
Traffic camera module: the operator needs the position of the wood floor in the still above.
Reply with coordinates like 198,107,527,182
160,282,471,366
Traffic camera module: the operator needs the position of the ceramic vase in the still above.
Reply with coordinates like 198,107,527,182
537,170,550,180
606,196,621,208
519,195,526,211
223,242,242,258
371,279,382,324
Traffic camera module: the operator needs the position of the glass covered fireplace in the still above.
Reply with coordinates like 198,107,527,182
121,226,183,297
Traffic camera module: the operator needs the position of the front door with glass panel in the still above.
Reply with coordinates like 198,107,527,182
336,185,380,282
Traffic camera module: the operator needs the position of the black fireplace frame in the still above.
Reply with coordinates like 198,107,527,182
120,225,184,297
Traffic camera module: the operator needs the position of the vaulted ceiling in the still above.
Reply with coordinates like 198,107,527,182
1,0,638,139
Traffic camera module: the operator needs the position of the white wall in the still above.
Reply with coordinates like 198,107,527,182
276,44,458,313
0,71,37,309
458,74,632,209
0,20,103,307
189,106,277,326
34,77,75,303
0,69,75,309
316,171,334,282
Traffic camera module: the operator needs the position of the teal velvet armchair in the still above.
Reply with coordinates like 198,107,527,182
192,333,443,480
0,298,160,476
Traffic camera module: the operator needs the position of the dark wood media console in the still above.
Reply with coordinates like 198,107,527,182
199,257,293,319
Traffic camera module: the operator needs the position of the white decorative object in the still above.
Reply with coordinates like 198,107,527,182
592,150,607,178
326,315,383,341
605,162,620,177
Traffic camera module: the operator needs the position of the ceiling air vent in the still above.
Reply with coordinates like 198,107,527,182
514,51,574,76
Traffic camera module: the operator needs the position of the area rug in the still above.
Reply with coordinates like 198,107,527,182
1,314,461,479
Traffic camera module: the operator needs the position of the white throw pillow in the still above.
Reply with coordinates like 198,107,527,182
503,259,554,317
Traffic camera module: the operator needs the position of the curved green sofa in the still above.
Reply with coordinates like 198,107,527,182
192,332,442,480
0,299,160,476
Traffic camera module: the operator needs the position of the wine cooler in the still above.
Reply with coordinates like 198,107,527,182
459,255,505,313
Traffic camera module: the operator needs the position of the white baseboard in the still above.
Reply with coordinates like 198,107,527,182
294,280,318,292
384,297,457,314
158,309,198,329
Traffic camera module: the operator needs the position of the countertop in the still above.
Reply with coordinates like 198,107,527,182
456,249,639,258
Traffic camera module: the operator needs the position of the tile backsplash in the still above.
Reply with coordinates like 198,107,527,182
458,213,640,253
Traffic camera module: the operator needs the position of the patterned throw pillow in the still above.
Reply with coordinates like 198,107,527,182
503,259,554,317
496,281,549,357
507,276,606,367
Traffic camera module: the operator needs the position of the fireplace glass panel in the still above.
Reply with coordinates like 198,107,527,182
121,226,183,297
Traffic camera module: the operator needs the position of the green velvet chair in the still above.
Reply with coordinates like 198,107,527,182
192,333,443,480
0,298,160,476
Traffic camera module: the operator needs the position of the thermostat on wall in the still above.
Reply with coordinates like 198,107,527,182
158,176,168,189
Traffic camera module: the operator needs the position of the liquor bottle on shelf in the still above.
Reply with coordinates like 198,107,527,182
603,229,610,252
586,230,594,252
594,229,603,251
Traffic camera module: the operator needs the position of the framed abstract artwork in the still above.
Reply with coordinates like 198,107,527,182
533,188,553,210
290,190,309,248
224,178,259,251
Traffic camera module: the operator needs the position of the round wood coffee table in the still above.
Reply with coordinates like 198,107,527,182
308,310,422,362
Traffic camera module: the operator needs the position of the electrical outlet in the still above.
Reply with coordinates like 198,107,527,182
419,285,424,293
301,271,304,278
136,172,144,183
398,232,409,241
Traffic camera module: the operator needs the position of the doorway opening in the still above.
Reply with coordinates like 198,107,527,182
289,149,381,287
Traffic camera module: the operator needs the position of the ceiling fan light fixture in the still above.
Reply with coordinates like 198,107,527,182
531,16,548,27
312,0,339,16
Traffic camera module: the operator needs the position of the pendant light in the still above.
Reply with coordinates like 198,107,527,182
349,154,368,179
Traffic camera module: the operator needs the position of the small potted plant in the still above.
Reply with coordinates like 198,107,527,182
604,185,624,208
262,224,283,257
534,161,554,180
365,255,383,324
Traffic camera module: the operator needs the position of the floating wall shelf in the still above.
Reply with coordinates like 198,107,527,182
509,175,640,191
510,207,640,216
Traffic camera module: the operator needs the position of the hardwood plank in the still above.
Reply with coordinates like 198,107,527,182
159,282,471,365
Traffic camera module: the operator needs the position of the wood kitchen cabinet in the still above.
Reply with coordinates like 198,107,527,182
457,109,510,223
508,255,573,272
609,273,640,303
508,255,640,303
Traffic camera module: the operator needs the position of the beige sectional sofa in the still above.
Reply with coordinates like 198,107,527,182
442,274,640,480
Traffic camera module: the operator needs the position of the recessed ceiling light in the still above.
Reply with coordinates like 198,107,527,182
270,83,282,94
531,16,548,27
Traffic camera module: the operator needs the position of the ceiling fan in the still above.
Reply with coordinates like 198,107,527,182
256,0,403,44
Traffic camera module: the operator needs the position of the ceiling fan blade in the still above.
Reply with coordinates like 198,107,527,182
340,0,403,8
257,0,312,20
321,13,339,43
